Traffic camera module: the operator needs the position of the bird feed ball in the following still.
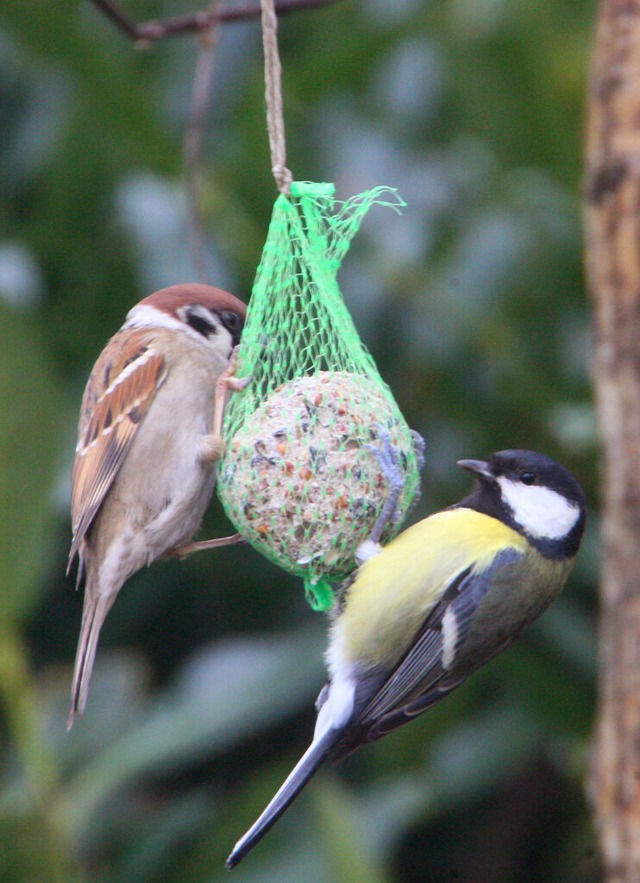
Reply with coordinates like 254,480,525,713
218,371,420,584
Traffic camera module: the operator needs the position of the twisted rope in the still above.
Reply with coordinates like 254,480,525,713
260,0,292,193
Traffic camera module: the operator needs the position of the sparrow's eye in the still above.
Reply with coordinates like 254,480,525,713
520,471,536,486
221,310,242,334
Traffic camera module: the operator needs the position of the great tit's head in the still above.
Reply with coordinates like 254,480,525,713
457,449,586,559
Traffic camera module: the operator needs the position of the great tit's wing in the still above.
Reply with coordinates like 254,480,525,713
68,328,167,570
343,547,524,751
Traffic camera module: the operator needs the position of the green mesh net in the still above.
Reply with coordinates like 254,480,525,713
217,182,422,610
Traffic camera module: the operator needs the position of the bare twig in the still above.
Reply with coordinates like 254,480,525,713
91,0,139,39
90,0,335,273
184,22,220,281
91,0,340,44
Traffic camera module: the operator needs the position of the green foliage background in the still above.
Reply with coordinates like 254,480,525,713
0,1,598,881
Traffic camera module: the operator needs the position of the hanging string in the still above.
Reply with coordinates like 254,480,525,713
260,0,293,194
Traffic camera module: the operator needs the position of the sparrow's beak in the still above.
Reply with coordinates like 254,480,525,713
457,458,494,481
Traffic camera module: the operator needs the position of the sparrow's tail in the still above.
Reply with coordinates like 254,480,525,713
68,590,115,730
226,728,341,869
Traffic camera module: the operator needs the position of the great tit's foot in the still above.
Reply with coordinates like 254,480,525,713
355,537,384,565
365,426,407,547
167,532,245,560
411,429,426,471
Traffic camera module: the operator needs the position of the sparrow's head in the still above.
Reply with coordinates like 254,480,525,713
128,283,246,354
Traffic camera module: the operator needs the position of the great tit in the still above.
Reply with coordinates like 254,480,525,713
227,449,586,868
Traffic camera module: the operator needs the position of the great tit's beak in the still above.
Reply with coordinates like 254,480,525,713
457,458,494,481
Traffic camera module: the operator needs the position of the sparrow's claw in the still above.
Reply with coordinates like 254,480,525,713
203,347,251,464
167,532,246,560
226,374,252,392
215,346,251,395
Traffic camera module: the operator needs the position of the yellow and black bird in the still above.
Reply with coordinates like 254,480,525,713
227,449,586,868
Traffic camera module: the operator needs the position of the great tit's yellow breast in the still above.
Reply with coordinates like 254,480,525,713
338,508,529,670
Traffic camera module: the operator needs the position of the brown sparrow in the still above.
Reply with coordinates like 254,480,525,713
67,283,247,727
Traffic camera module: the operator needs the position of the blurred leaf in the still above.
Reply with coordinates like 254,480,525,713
534,601,597,679
110,790,214,883
427,704,543,810
0,811,76,883
0,1,599,880
1,2,176,172
61,626,325,835
314,777,392,883
0,305,59,623
40,651,151,773
354,700,547,863
178,763,342,883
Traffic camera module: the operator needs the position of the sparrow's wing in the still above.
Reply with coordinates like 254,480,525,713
68,328,168,568
339,547,524,755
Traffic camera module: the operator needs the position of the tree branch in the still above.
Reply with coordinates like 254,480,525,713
586,1,640,879
89,0,341,278
91,0,340,45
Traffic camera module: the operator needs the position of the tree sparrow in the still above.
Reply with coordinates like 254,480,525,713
67,283,246,727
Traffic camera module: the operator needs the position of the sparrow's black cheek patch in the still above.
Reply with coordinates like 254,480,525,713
186,312,216,338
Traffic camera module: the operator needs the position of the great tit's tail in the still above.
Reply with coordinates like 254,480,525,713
226,728,341,869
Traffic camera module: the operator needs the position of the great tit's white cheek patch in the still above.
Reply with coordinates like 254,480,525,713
497,477,581,540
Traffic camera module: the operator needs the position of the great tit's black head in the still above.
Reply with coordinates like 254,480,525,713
457,449,586,559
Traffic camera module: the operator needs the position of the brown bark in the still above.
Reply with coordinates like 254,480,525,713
586,2,640,880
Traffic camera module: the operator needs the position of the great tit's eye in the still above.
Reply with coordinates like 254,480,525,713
520,471,536,486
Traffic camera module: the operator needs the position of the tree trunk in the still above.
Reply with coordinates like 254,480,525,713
586,2,640,880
